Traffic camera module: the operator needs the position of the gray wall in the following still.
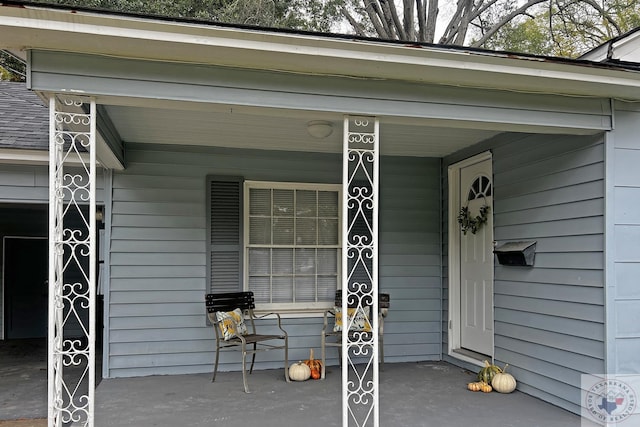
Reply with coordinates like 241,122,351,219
106,143,442,378
443,133,605,415
606,104,640,375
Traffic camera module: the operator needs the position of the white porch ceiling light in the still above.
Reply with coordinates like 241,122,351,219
307,120,333,138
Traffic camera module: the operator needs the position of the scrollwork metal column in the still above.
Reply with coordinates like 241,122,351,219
342,116,379,427
48,95,96,427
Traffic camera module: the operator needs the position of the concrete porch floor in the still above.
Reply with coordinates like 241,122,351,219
96,362,585,427
1,339,585,426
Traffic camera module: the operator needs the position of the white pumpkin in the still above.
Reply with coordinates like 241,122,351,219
491,372,516,393
289,361,311,381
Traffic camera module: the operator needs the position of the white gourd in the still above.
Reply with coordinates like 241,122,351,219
492,372,517,393
289,361,311,381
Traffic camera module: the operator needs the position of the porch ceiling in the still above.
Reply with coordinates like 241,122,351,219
105,104,500,157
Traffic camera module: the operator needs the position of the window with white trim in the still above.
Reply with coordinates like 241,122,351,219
244,181,341,310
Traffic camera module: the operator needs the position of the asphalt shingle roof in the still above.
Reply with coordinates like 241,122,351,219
0,81,48,150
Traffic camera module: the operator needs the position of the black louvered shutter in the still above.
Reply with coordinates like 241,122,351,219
207,177,243,293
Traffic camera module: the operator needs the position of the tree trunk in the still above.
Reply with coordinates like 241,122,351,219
424,0,439,43
403,0,416,41
453,0,473,45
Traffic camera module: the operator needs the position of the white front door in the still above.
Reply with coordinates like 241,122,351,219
458,157,494,356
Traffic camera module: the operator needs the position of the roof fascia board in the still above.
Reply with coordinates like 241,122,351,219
28,51,613,134
2,4,640,100
95,104,125,168
27,49,610,115
0,146,119,169
0,148,50,165
0,147,77,165
95,133,125,170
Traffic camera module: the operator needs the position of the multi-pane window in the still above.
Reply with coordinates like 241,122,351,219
245,181,341,310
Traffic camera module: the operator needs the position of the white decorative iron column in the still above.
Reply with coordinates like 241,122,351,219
342,116,380,427
48,95,96,427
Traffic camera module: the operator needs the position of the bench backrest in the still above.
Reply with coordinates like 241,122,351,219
334,290,390,309
206,291,256,313
205,292,257,337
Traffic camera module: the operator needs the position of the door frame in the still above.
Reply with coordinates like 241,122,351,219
2,235,48,340
447,151,493,366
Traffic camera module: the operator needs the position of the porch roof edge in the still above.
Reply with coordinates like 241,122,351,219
0,147,96,167
2,3,640,101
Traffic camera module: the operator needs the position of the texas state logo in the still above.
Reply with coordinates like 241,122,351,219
584,378,637,424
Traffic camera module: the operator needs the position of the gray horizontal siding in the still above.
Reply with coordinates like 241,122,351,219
379,157,442,363
0,164,49,202
443,132,605,415
107,144,442,377
493,133,605,415
0,163,106,204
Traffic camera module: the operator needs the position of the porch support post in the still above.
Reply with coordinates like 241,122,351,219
48,95,97,427
342,116,380,427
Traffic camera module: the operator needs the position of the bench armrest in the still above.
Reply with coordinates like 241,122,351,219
322,308,336,334
252,311,288,336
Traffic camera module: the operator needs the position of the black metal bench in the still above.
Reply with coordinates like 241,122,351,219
205,291,289,393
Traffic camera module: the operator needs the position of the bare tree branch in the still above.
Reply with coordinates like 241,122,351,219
440,0,469,44
362,0,390,38
470,0,499,21
378,0,404,39
558,0,622,34
372,0,396,38
453,0,474,45
341,7,368,37
471,0,547,47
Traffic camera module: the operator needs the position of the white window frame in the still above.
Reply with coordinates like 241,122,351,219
243,180,342,312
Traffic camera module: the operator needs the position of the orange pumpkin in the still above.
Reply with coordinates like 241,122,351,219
467,381,482,392
304,348,322,379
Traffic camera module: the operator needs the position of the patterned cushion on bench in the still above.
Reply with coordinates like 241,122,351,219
333,306,371,333
216,308,248,340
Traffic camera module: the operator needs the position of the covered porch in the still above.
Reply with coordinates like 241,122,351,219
5,3,640,426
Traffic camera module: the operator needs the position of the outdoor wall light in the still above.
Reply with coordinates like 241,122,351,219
306,120,333,139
